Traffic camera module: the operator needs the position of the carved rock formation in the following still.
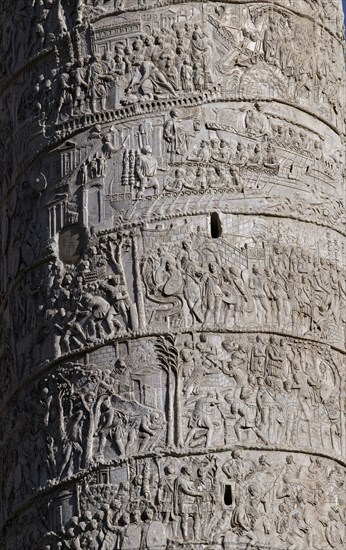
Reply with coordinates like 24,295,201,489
0,1,345,548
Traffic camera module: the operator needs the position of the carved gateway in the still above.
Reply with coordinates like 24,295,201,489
0,2,345,549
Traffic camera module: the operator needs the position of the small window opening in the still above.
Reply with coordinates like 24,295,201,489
224,485,233,506
98,470,109,484
210,212,222,238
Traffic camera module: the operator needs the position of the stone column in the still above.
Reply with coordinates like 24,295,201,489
0,1,345,548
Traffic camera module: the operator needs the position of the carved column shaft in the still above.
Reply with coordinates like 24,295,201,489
0,1,345,549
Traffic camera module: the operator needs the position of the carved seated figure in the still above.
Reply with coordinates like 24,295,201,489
127,56,178,101
165,168,185,193
187,140,210,163
138,411,165,452
263,143,280,170
248,143,263,168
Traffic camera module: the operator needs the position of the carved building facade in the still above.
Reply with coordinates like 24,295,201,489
0,1,345,548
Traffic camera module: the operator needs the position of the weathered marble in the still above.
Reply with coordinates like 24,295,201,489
0,1,345,548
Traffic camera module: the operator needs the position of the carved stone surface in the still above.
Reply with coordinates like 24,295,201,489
0,1,345,549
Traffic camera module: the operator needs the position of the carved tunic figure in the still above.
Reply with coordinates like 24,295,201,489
203,262,223,324
175,466,203,541
163,109,189,162
135,146,159,197
87,54,111,112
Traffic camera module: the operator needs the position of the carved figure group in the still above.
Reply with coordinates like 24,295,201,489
34,452,346,550
46,235,136,354
143,237,346,343
178,334,342,455
0,2,345,550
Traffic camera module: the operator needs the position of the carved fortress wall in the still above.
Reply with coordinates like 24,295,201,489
0,1,345,548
